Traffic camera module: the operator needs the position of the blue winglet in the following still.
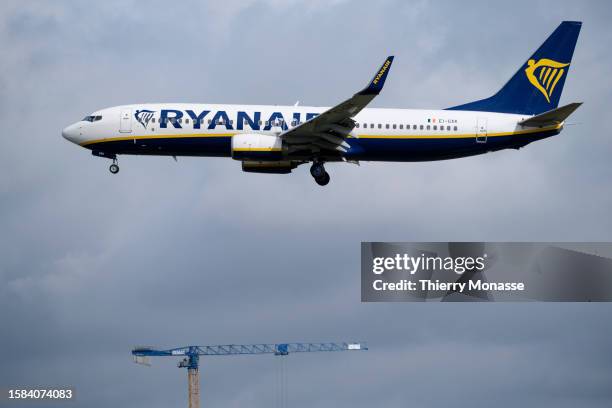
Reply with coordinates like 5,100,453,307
358,56,394,95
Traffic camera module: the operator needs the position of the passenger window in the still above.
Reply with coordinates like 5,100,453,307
413,125,417,130
230,120,234,125
399,124,403,129
454,126,458,131
385,124,389,129
447,125,451,131
426,125,430,130
185,119,189,124
355,123,360,128
152,118,156,123
392,124,396,129
419,125,423,130
208,119,212,124
258,120,262,125
433,125,437,130
378,124,382,129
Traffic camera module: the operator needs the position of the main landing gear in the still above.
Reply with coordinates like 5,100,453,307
310,162,330,186
109,158,120,174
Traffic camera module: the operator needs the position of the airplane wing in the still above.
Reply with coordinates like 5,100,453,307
518,102,582,127
281,56,394,155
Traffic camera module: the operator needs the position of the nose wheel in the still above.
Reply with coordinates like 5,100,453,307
310,162,330,186
109,159,120,174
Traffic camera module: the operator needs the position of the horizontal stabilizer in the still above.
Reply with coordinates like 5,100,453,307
518,102,582,127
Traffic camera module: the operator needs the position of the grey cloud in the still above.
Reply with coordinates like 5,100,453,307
1,0,612,407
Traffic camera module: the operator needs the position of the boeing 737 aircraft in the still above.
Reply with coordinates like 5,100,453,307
62,21,581,186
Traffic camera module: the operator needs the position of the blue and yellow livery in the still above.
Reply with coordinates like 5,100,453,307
62,21,582,186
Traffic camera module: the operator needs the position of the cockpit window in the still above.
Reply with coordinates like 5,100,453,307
82,115,103,122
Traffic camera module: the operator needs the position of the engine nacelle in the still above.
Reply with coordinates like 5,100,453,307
241,161,296,174
232,133,285,161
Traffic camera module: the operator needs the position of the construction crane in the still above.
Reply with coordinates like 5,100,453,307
132,342,367,408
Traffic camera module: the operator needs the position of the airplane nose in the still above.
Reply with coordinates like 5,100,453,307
62,123,81,144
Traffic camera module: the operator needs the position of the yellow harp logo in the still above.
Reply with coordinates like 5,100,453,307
525,58,570,103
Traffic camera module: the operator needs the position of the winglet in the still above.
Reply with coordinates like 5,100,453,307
358,56,394,96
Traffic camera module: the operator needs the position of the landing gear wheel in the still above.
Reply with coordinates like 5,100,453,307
315,172,330,186
310,162,325,179
109,163,119,174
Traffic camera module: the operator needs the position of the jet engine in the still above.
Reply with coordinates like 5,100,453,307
241,161,297,174
231,134,285,161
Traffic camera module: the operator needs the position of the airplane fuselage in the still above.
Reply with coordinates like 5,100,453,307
60,22,581,185
62,103,561,163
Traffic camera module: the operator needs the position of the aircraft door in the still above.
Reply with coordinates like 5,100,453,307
476,117,487,143
120,108,132,133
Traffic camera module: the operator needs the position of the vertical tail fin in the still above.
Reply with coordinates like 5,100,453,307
447,21,582,115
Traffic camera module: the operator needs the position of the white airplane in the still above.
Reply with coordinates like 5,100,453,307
62,21,581,186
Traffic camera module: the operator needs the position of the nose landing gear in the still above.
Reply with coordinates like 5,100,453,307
310,162,330,186
92,151,120,174
109,158,120,174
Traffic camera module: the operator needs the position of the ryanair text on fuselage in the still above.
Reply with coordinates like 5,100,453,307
153,109,319,131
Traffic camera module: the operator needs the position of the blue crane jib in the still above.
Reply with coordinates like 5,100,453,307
132,342,367,370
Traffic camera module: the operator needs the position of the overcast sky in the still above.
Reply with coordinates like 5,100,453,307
1,0,612,407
